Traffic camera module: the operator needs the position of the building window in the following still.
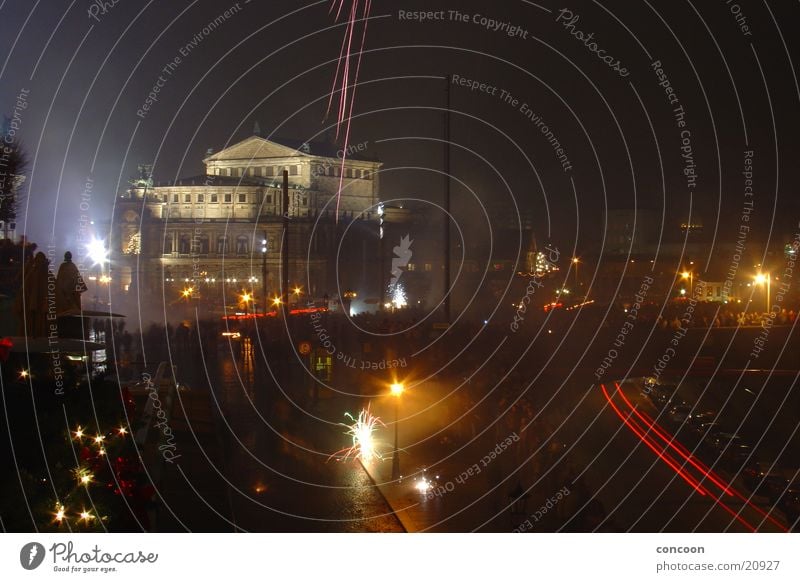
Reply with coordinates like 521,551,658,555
265,166,274,177
266,194,273,204
363,170,371,180
210,193,218,203
179,235,191,254
253,167,262,177
238,193,246,203
424,263,432,272
216,236,228,254
197,193,204,202
163,237,173,254
302,196,308,206
198,235,209,254
214,168,221,175
407,263,416,272
236,236,249,255
225,168,232,177
327,167,334,177
224,193,232,203
172,194,179,203
289,165,299,176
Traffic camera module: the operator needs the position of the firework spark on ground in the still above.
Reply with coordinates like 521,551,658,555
329,406,385,462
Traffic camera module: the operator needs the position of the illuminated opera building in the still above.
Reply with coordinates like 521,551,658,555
111,135,382,309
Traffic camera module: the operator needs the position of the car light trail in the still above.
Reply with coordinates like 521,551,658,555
603,383,789,532
601,384,707,495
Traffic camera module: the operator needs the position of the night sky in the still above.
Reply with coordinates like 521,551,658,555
2,0,799,257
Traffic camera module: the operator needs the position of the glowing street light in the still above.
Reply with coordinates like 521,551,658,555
86,238,108,266
754,273,771,312
572,257,580,288
680,270,693,296
390,382,405,480
181,287,193,299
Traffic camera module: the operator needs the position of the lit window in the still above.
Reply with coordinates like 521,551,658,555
424,263,432,272
407,263,416,272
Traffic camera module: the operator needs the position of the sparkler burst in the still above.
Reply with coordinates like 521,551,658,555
326,0,373,218
329,406,385,462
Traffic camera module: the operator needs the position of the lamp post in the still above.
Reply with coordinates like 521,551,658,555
681,270,693,297
390,382,404,480
261,233,268,315
572,257,579,289
754,273,771,312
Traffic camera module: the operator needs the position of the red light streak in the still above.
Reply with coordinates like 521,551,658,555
603,383,789,532
601,384,707,495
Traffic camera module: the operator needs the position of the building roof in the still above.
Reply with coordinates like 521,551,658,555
202,135,379,164
153,175,264,188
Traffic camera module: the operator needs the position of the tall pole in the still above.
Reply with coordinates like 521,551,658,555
281,170,289,319
444,74,451,323
391,396,400,480
379,226,386,309
766,276,771,313
262,230,268,316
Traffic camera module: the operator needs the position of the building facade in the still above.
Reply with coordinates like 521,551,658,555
111,135,382,310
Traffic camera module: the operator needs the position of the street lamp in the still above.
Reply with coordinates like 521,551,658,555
681,270,693,297
572,257,579,288
390,382,404,480
261,235,268,315
754,273,771,312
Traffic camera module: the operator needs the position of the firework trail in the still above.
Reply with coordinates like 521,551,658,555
326,0,373,219
329,406,385,462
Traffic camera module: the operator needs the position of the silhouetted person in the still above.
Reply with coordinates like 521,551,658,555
55,251,87,316
13,251,49,337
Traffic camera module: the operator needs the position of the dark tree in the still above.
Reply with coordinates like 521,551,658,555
0,116,28,238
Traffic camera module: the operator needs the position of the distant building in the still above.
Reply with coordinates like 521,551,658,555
111,135,382,307
603,209,657,255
